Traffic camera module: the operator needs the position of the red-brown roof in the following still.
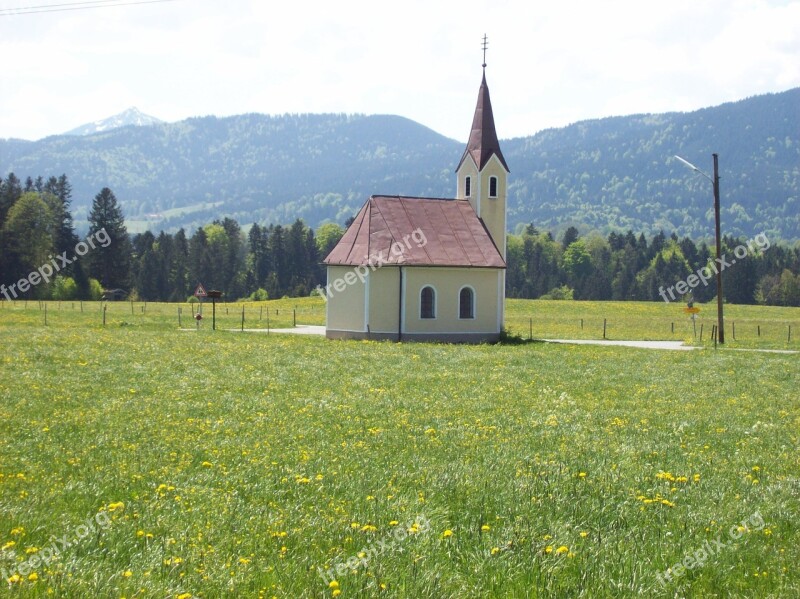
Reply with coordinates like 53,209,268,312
323,195,505,268
456,72,509,172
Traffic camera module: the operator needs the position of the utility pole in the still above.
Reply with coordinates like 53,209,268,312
712,153,724,343
674,153,725,344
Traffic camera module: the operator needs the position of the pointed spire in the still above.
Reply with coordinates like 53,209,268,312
457,71,509,172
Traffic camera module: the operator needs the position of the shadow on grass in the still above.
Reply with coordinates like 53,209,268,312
496,330,546,345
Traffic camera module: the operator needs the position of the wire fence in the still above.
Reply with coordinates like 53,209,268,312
2,299,797,349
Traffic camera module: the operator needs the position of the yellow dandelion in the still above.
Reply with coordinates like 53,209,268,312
480,524,491,532
441,529,453,539
556,546,569,554
123,570,133,578
201,461,213,468
578,472,587,478
25,546,38,554
238,557,250,565
8,574,21,584
544,545,553,554
107,501,125,512
388,520,399,527
332,590,341,598
580,531,589,538
491,547,500,555
28,572,39,581
329,580,339,589
176,594,192,599
361,524,377,533
10,527,24,536
2,541,16,550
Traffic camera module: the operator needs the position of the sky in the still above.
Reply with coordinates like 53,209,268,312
1,0,799,142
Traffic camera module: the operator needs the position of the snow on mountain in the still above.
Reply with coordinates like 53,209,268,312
63,107,164,136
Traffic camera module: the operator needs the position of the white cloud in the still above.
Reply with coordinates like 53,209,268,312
0,0,798,141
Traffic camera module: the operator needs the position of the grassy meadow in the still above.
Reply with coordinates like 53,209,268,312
0,299,798,598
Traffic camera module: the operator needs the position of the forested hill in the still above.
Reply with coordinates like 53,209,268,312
1,87,798,240
1,114,459,233
503,88,800,240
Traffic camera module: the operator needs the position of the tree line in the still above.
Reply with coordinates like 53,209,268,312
506,225,800,306
2,173,799,306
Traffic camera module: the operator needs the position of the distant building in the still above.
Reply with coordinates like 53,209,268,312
322,67,509,343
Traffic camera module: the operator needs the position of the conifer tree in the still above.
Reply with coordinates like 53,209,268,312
87,187,131,290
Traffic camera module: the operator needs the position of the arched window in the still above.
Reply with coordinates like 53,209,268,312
420,286,436,319
489,176,498,198
459,287,475,319
465,176,471,197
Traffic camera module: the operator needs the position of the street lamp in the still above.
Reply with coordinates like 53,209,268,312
674,153,724,344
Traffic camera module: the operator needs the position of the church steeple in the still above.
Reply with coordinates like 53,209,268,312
455,41,509,259
456,71,509,173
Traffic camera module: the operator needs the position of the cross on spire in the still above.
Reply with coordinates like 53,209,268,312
481,34,488,69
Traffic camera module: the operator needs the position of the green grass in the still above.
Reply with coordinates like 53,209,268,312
505,299,800,350
0,300,798,597
4,297,797,350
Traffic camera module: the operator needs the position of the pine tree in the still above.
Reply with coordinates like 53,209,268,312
170,229,189,301
87,187,132,290
44,174,78,261
561,226,580,249
188,227,211,293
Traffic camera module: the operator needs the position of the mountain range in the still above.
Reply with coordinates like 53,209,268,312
1,88,798,240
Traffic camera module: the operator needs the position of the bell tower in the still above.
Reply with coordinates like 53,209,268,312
455,35,509,257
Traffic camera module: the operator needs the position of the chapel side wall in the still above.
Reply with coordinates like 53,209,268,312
368,266,401,335
402,267,500,334
325,265,366,333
